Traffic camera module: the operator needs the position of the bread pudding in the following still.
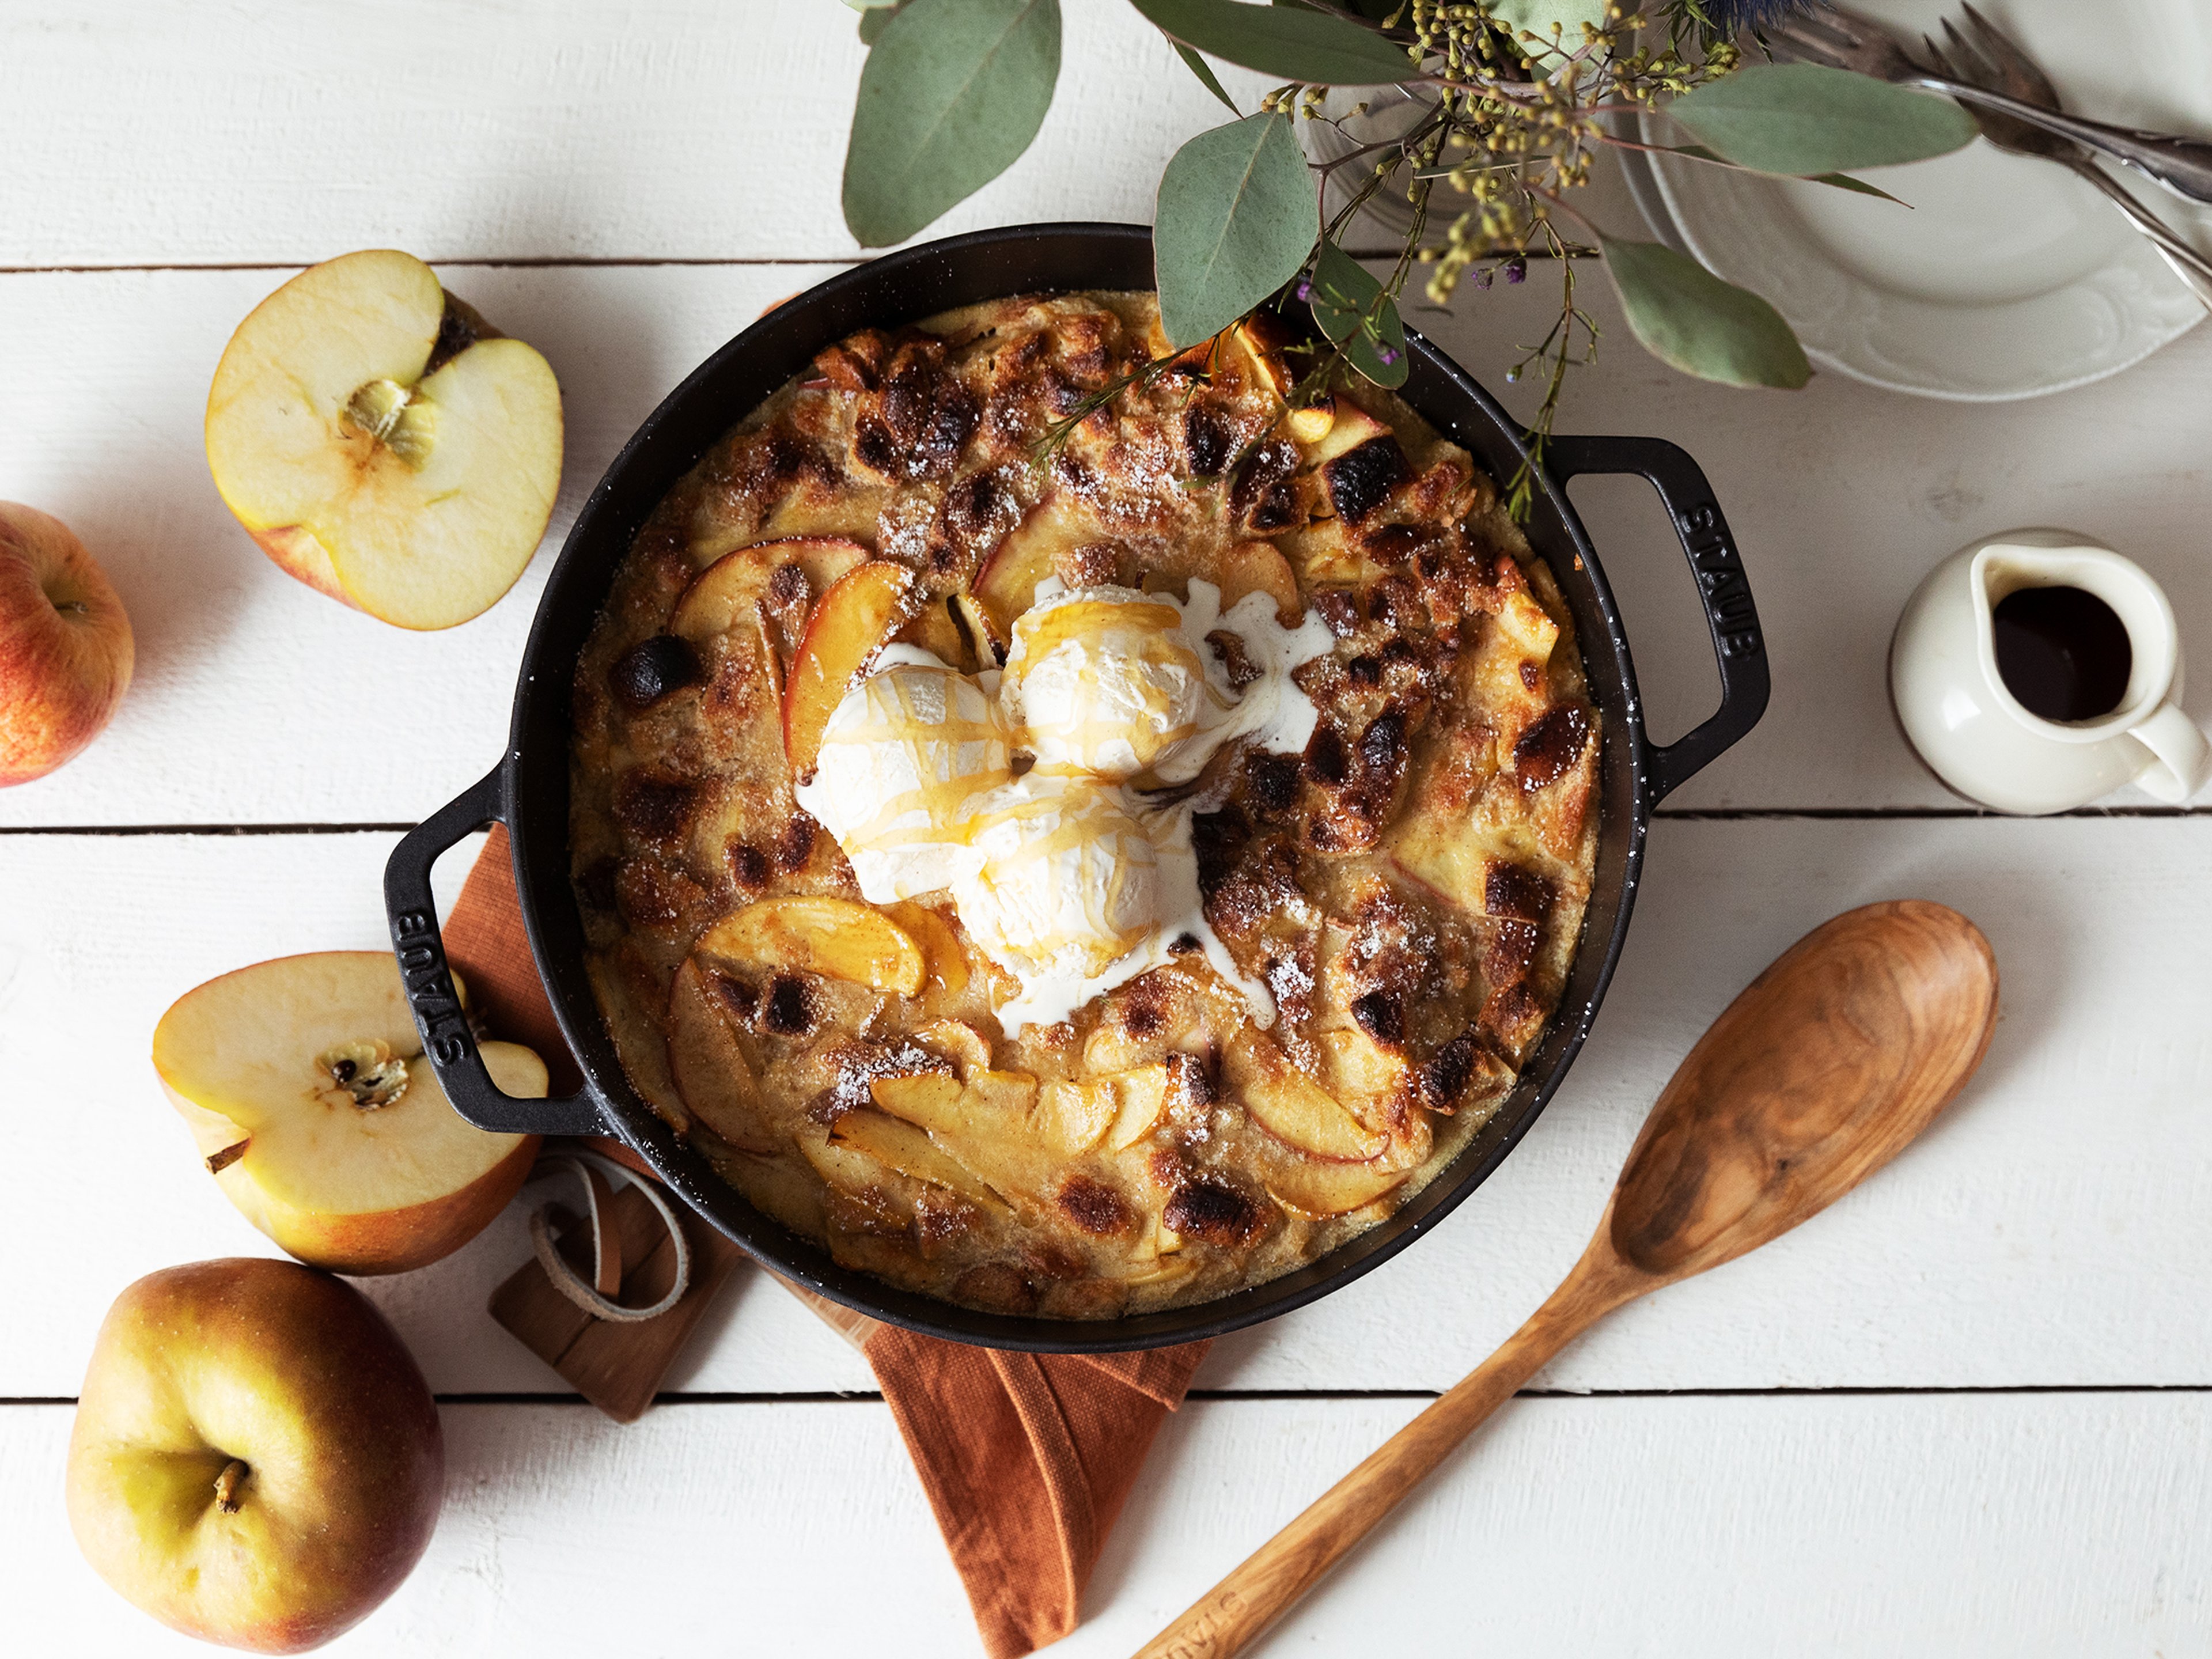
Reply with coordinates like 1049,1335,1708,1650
567,291,1600,1319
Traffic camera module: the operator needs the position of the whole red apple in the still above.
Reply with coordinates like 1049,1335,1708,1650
66,1258,444,1653
0,501,134,786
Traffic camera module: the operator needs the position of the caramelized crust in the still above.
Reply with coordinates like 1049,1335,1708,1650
570,292,1599,1318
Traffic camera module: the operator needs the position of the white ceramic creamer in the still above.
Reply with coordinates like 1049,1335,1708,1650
1889,529,2211,815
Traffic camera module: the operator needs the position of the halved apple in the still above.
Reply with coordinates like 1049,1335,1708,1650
784,559,913,779
204,249,563,630
666,957,775,1154
696,895,924,997
152,952,543,1275
671,536,868,643
1224,1027,1387,1162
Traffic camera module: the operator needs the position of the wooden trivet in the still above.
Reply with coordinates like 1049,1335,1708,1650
489,1151,747,1422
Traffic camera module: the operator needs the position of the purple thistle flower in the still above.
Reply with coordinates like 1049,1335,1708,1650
1296,281,1313,302
1503,256,1527,285
1377,345,1402,366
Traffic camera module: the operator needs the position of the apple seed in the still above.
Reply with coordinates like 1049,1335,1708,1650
316,1041,411,1109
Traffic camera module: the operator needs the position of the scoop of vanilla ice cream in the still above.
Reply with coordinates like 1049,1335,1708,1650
999,585,1227,782
792,645,1010,903
952,773,1161,982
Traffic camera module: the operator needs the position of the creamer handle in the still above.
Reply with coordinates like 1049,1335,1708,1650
2128,702,2212,803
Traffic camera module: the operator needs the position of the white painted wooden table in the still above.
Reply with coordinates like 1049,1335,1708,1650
6,5,2209,1653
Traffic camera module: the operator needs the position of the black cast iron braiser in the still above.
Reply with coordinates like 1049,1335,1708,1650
384,224,1767,1352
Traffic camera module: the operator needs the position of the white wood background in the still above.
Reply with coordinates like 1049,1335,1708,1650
5,2,2209,1654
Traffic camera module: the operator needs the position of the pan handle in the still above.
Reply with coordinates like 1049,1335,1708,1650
1542,434,1769,805
383,763,606,1137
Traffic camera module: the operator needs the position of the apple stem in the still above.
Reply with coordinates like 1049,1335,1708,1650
205,1140,249,1175
213,1459,248,1514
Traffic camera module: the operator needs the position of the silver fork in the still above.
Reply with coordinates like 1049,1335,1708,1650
1767,5,2212,205
1925,7,2212,308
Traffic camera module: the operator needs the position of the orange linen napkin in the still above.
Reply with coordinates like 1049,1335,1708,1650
442,826,1210,1658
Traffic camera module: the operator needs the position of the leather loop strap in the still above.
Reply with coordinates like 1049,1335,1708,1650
528,1152,691,1324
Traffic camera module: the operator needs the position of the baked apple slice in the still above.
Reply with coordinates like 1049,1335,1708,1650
870,1067,1039,1141
882,901,971,1000
666,957,776,1154
1224,1027,1388,1162
696,896,925,997
1142,539,1301,627
204,249,562,630
783,560,914,779
895,595,970,671
1263,1154,1411,1220
912,1017,993,1080
1316,1025,1412,1133
827,1109,1009,1214
153,952,544,1274
1035,1080,1118,1157
1298,402,1390,468
671,536,868,643
971,495,1088,639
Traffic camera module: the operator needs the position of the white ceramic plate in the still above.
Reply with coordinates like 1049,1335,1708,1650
1624,0,2212,401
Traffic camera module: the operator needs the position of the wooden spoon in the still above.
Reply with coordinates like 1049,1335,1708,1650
1134,899,1999,1659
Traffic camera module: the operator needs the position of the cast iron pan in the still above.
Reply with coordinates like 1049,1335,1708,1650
384,223,1768,1351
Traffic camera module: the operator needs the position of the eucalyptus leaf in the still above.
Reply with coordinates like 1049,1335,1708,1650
1174,40,1239,113
1274,0,1402,16
1601,237,1810,390
1487,0,1608,37
1668,62,1976,176
1156,112,1317,347
1127,0,1412,85
1660,141,1907,204
842,0,1062,248
858,4,902,45
1308,241,1407,388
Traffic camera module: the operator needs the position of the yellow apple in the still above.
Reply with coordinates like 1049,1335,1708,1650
66,1257,443,1653
0,501,133,786
153,951,544,1275
204,249,563,630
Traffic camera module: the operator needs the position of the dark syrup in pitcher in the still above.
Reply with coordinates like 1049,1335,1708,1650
1991,585,2132,722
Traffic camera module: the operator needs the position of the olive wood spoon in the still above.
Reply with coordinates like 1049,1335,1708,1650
1134,899,1999,1659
